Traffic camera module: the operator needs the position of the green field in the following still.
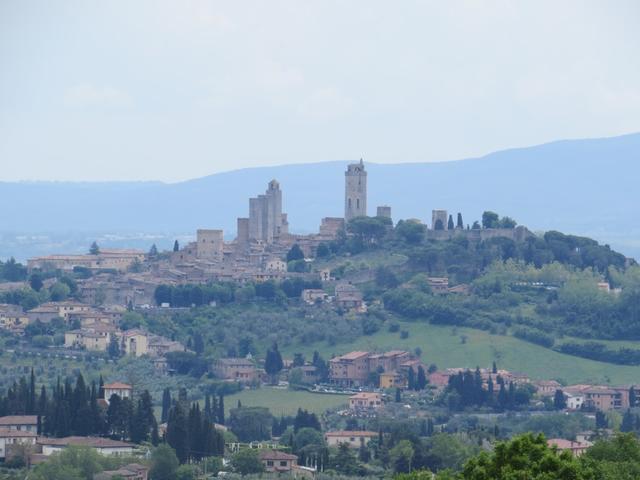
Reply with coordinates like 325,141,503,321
224,387,349,417
284,321,640,386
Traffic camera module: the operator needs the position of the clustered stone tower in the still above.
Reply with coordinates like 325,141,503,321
344,159,367,221
247,180,288,244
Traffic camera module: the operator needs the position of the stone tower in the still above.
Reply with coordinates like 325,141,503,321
345,159,367,221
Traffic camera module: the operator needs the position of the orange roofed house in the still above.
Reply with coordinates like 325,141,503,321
259,450,298,473
330,351,370,386
349,392,382,411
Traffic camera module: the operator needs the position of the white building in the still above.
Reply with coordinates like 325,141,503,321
38,436,136,456
0,428,37,460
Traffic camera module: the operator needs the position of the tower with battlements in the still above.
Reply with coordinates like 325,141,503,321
345,159,367,221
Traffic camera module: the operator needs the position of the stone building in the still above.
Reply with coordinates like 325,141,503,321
248,180,288,244
196,229,224,261
345,159,367,221
377,206,391,219
431,210,448,230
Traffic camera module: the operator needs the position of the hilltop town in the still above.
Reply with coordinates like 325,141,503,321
0,161,639,479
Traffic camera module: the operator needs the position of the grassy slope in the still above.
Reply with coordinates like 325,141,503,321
283,321,640,386
224,387,348,417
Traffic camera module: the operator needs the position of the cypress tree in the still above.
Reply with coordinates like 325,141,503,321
395,388,401,403
167,402,190,463
407,368,416,390
27,368,36,414
456,213,463,229
173,240,180,252
621,409,635,432
217,394,225,425
553,389,566,410
447,215,455,230
416,366,427,391
161,388,172,423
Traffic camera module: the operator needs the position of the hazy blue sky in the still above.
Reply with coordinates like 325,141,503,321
1,1,639,182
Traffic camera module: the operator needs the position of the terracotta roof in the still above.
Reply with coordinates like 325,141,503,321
38,436,135,448
259,450,298,461
0,415,38,425
336,351,369,361
547,438,592,450
349,392,381,400
325,430,377,437
0,427,37,438
103,382,132,389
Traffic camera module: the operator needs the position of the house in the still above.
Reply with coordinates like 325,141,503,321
325,431,377,448
38,436,136,456
147,335,185,357
259,450,298,473
212,358,257,383
379,371,406,389
0,428,37,460
349,392,382,411
265,259,287,273
119,329,149,357
368,350,410,373
566,393,585,410
94,464,149,480
329,351,370,386
64,325,115,351
535,380,562,397
427,277,449,294
0,304,29,334
0,415,38,433
547,438,592,457
103,383,133,404
582,387,625,411
334,283,364,311
301,289,328,305
26,305,61,324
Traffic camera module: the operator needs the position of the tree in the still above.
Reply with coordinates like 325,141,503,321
316,243,330,258
287,244,305,262
407,368,416,390
389,440,414,473
462,433,586,480
395,220,425,244
173,240,180,252
621,409,635,432
264,343,284,384
166,402,190,463
89,242,100,255
231,448,265,475
229,407,273,442
331,442,360,475
395,388,402,403
553,389,566,410
492,361,498,374
161,388,172,423
29,273,44,292
107,335,120,359
447,215,454,230
499,216,517,228
456,213,464,229
149,244,159,257
150,444,180,480
482,211,500,229
434,219,445,231
416,366,428,391
50,282,71,301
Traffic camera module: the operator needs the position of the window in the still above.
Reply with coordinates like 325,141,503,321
267,461,274,467
280,461,288,467
356,199,360,209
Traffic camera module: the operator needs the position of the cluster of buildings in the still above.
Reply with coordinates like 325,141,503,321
329,350,425,388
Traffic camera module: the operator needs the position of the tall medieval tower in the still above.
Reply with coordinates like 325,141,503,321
345,159,367,221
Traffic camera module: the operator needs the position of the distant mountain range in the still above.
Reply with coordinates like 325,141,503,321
1,133,639,261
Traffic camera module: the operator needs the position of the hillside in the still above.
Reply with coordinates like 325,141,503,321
1,133,639,260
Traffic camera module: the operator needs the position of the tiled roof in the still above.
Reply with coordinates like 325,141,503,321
0,415,38,425
259,450,298,461
38,436,135,448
